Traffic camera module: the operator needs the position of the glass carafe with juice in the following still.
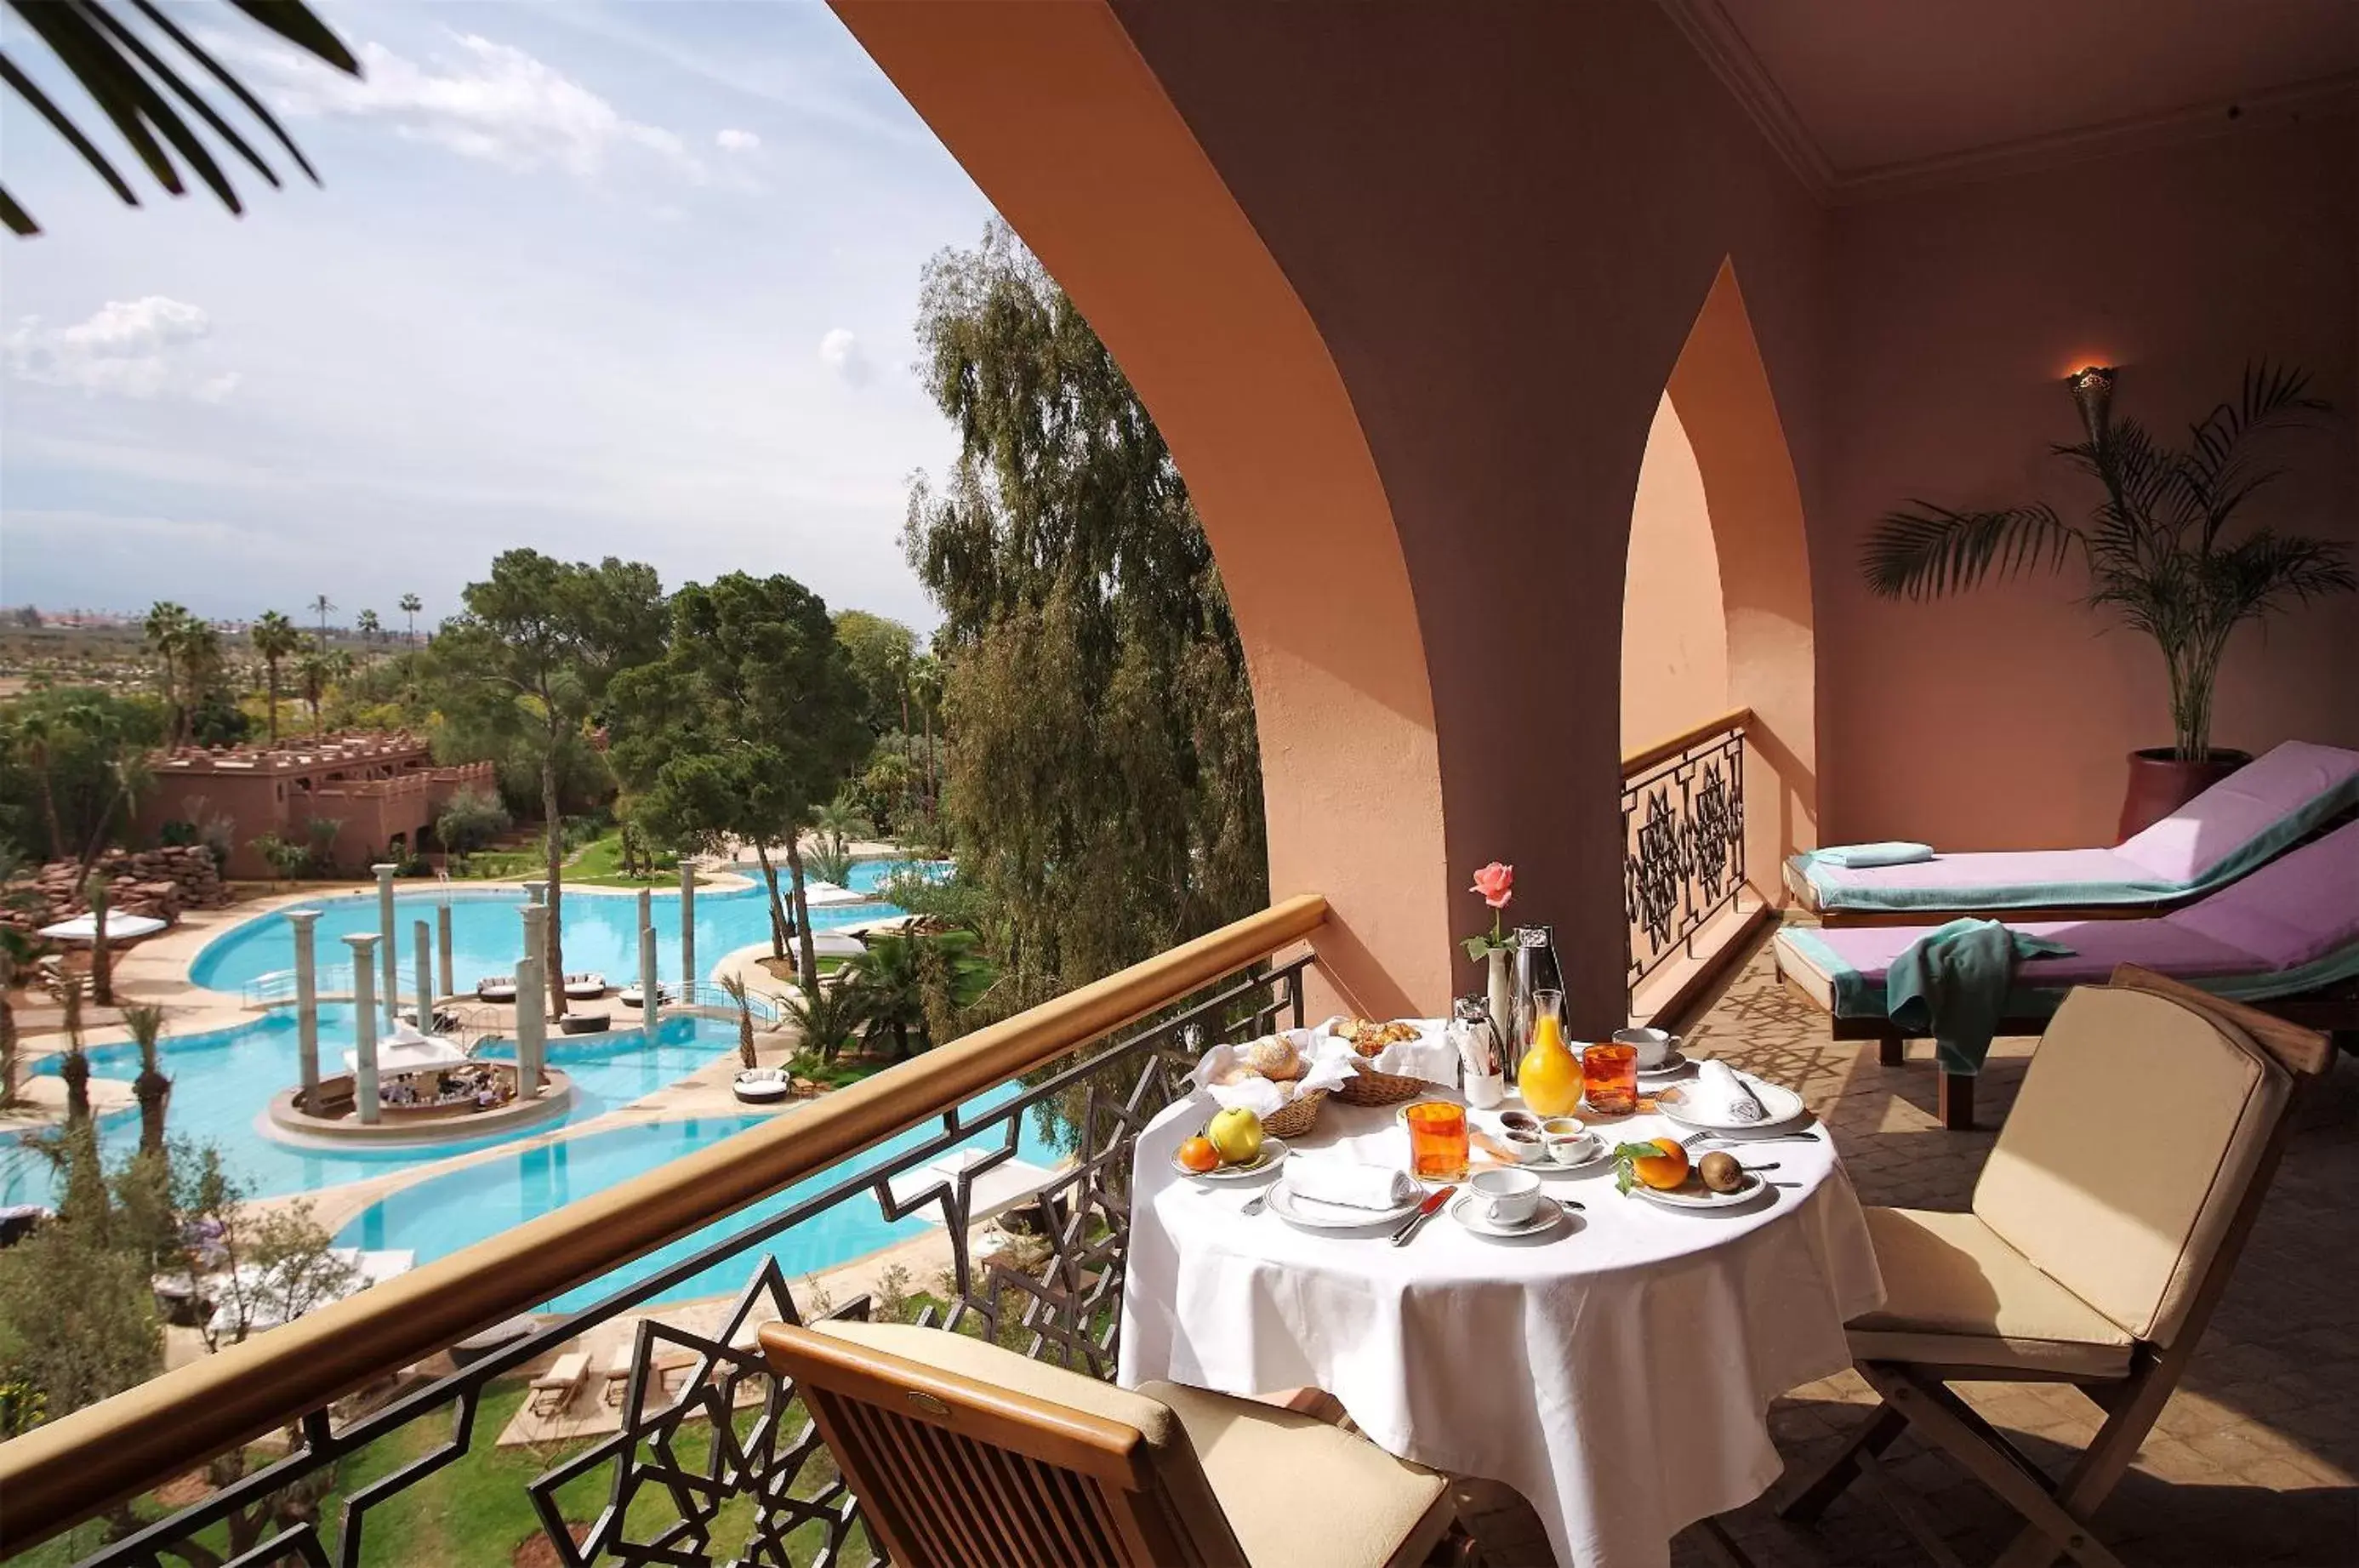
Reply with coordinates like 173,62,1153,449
1516,989,1582,1117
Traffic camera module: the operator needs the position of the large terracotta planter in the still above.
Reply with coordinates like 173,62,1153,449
2117,747,2251,838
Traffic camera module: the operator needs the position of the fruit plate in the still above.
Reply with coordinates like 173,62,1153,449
1172,1137,1289,1182
1654,1074,1808,1133
1450,1192,1568,1239
1632,1172,1769,1211
1263,1178,1421,1230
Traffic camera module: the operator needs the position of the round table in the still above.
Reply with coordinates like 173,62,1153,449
1117,1088,1885,1568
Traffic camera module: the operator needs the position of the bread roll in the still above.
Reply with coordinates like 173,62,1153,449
1239,1035,1303,1081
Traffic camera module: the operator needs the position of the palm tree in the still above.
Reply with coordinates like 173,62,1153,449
778,974,865,1064
841,929,997,1061
398,593,423,646
124,1004,170,1155
355,608,380,645
910,653,943,824
0,2,357,239
720,973,760,1071
57,975,88,1125
84,870,114,1007
309,594,335,641
143,601,191,745
250,611,300,746
1862,362,2356,760
294,640,333,735
5,708,68,860
808,798,869,886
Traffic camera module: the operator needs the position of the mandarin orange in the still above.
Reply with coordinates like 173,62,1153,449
1629,1138,1690,1191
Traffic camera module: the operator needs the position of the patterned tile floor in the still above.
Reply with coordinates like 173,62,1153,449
1452,931,2359,1567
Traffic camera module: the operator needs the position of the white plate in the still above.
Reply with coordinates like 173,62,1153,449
1632,1172,1769,1211
1634,1049,1691,1080
1263,1178,1422,1230
1534,1143,1614,1175
1655,1073,1807,1132
1450,1192,1566,1238
1172,1137,1290,1182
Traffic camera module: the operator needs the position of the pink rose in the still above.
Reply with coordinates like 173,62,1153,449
1469,862,1513,910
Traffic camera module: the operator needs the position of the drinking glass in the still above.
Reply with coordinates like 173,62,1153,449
1404,1101,1470,1183
1581,1041,1641,1115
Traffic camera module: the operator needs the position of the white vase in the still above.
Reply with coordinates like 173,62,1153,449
1485,948,1515,1086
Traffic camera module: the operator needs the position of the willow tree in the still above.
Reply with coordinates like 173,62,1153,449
905,223,1267,1014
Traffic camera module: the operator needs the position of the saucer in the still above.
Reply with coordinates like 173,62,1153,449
1450,1192,1565,1239
1634,1049,1690,1080
1534,1143,1614,1175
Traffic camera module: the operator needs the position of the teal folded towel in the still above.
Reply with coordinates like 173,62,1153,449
1887,918,2075,1075
1810,841,1935,870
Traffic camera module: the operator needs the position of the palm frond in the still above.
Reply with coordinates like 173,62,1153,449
2204,531,2358,624
1859,502,2077,601
2182,361,2332,546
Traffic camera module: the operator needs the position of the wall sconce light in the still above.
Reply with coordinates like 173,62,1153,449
2067,364,2116,445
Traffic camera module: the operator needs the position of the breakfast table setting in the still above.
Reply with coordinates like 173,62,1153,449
1115,870,1885,1568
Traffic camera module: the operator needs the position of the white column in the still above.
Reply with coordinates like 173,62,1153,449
372,864,399,1029
413,919,433,1028
345,932,380,1124
640,924,660,1038
679,862,697,988
288,909,322,1109
635,888,653,943
515,955,545,1098
524,879,547,907
436,903,453,999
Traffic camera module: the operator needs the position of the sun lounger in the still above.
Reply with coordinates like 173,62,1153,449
562,972,608,1000
529,1351,589,1417
475,976,518,1002
603,1342,636,1405
1787,739,2359,920
1775,818,2359,1128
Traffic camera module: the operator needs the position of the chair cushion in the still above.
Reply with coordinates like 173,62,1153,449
813,1320,1249,1567
1849,1208,2134,1378
1971,987,2288,1345
1142,1380,1454,1568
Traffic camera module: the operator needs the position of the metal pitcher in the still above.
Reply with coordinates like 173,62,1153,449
1507,925,1564,1084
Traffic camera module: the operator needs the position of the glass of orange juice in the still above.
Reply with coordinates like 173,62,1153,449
1404,1101,1469,1182
1581,1041,1641,1115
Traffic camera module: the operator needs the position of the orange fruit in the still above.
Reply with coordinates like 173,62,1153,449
1177,1136,1220,1174
1629,1138,1690,1190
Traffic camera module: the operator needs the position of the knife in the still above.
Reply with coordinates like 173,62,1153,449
1390,1184,1456,1247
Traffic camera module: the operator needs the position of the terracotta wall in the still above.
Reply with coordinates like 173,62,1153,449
1816,115,2359,847
1622,396,1730,753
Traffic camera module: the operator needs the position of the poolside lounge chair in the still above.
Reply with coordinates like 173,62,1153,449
760,1318,1459,1568
562,972,609,1000
602,1342,635,1406
1774,818,2359,1126
529,1351,590,1417
1787,739,2359,922
617,983,674,1008
475,975,517,1002
1779,971,2333,1568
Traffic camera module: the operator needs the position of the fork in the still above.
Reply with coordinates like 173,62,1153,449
1239,1189,1273,1217
1682,1129,1820,1150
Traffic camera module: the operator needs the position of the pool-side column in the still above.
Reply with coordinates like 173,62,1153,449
679,861,696,988
525,879,546,907
345,932,380,1125
518,906,546,1098
413,919,433,1030
436,903,453,999
640,924,660,1038
288,909,322,1110
372,864,399,1030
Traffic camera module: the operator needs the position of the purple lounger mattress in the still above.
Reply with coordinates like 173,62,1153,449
1778,817,2359,1019
1792,740,2359,914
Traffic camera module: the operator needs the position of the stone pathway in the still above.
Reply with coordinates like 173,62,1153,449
1453,929,2359,1567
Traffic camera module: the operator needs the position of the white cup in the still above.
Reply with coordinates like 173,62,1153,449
1613,1026,1678,1069
1469,1166,1543,1225
1498,1129,1547,1165
1540,1116,1596,1164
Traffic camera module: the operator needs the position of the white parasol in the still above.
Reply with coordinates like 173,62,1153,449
345,1019,469,1075
37,910,168,944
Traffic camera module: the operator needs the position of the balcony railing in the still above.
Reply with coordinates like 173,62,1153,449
0,894,1329,1564
1622,707,1752,994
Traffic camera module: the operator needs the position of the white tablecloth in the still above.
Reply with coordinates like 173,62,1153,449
1118,1092,1884,1568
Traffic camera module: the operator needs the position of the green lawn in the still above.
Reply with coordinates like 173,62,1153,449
443,830,710,890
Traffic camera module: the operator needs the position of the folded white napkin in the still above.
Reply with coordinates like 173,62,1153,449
1287,1162,1419,1211
1691,1059,1767,1123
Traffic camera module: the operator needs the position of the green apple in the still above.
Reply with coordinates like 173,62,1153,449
1206,1107,1264,1166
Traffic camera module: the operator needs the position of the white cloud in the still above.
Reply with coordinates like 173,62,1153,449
227,31,704,183
715,128,761,153
5,298,241,402
818,328,872,387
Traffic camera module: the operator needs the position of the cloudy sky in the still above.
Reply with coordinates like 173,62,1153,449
0,0,994,633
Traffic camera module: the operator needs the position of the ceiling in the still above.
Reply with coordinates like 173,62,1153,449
1662,0,2359,199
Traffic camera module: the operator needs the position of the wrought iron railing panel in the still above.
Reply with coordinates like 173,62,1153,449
1622,717,1747,988
66,955,1310,1568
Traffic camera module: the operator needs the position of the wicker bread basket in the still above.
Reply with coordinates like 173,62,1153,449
1330,1058,1428,1107
1258,1087,1328,1138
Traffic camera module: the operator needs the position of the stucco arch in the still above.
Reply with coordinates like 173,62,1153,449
834,2,1450,1015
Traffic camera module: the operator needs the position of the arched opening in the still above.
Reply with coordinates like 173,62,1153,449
1623,262,1817,1012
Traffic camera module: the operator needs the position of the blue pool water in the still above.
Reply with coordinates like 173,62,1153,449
338,1081,1062,1310
189,858,923,995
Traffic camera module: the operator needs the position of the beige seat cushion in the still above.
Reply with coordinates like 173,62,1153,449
813,1320,1250,1566
1142,1380,1453,1568
1849,1207,2134,1378
1972,987,2288,1346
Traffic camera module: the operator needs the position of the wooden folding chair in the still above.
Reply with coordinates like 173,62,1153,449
761,1317,1462,1568
1778,966,2334,1567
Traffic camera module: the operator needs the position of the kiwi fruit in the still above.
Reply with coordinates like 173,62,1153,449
1698,1150,1745,1193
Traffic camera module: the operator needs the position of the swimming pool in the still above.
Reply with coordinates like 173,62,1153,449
338,1083,1063,1310
189,858,923,995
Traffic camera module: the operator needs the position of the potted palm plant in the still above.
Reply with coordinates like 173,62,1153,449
1862,362,2356,835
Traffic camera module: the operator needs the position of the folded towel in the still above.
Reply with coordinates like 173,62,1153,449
1809,841,1936,870
1288,1163,1419,1211
1887,918,2076,1075
1690,1059,1766,1123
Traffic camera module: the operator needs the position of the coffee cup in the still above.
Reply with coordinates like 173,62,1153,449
1612,1026,1678,1070
1469,1166,1543,1226
1498,1110,1541,1136
1540,1115,1597,1164
1499,1129,1547,1164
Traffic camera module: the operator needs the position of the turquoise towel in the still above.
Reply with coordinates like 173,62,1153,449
1887,918,2075,1075
1809,841,1935,869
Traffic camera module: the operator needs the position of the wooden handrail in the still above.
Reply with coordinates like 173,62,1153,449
1620,706,1752,779
0,893,1330,1551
